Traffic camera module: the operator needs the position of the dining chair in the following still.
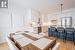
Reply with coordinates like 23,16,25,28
65,27,75,45
57,27,65,41
50,26,57,37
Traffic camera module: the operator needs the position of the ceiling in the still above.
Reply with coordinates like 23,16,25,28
9,0,75,14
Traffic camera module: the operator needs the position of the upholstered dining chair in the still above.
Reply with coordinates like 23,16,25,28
6,37,20,50
65,27,75,45
50,26,57,37
57,27,65,41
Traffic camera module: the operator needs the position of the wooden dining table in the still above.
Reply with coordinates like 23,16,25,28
23,33,44,40
15,37,34,50
12,34,25,39
11,34,25,43
11,33,56,50
27,38,54,50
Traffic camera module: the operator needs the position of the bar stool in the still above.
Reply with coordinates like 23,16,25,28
48,28,51,37
57,27,66,41
65,27,75,45
50,26,57,37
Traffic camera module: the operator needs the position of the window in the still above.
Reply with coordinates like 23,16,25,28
0,0,8,8
61,17,72,27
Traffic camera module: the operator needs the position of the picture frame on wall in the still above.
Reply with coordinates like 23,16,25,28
0,0,8,8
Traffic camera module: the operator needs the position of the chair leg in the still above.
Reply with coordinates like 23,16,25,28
62,35,65,42
58,33,60,38
73,34,75,45
64,36,66,42
49,34,51,37
64,34,67,42
64,34,67,43
74,42,75,45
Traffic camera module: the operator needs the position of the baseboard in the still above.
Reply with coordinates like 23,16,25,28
0,41,6,45
0,42,7,45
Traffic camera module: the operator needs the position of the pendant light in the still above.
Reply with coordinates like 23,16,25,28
60,3,63,26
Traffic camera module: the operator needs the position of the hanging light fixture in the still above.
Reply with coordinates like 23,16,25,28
60,3,63,26
60,4,63,15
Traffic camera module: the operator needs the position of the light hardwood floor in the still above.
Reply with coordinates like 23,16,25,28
0,43,9,50
0,33,75,50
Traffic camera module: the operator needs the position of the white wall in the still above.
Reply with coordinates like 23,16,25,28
31,9,41,23
0,9,10,43
0,2,24,43
0,0,41,43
